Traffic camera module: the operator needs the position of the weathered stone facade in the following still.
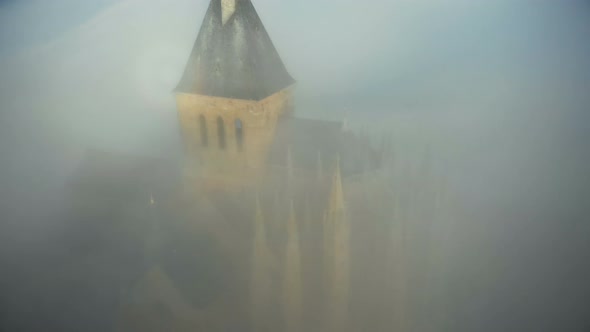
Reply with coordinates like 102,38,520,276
175,86,294,189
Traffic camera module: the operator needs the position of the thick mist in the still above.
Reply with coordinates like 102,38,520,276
1,0,589,331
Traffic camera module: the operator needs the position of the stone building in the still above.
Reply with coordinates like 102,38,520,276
63,1,450,331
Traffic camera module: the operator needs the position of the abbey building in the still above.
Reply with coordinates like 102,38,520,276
65,1,450,331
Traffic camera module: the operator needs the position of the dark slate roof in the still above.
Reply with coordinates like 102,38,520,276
268,117,381,176
175,0,295,100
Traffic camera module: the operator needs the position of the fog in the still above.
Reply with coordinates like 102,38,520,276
1,0,589,331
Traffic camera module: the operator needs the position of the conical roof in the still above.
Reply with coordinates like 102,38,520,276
175,0,295,100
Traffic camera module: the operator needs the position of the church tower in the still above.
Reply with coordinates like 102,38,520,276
175,0,295,188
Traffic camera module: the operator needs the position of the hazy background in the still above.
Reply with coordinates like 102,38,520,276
1,0,589,331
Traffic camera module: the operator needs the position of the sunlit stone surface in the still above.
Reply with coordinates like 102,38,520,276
221,0,236,25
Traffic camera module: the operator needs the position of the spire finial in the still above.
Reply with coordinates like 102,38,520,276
221,0,237,25
251,192,273,331
323,157,351,331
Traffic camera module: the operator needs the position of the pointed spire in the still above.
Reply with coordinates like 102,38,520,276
304,198,313,232
254,193,266,238
283,199,302,332
221,0,237,25
322,208,332,282
145,193,160,266
390,190,408,332
341,116,349,132
271,187,282,239
287,200,297,236
323,157,350,332
329,156,345,214
287,145,294,184
251,193,273,331
317,150,324,181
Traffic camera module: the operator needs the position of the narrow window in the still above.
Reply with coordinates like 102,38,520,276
199,115,208,147
235,119,244,151
217,117,226,149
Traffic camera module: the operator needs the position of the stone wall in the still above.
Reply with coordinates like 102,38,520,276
175,86,294,189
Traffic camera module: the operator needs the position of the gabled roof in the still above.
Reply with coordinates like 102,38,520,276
175,0,295,101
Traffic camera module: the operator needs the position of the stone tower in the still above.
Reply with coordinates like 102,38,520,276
175,0,295,188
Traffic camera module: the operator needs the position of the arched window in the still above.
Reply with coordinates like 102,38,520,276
217,117,226,150
199,115,208,147
235,119,244,151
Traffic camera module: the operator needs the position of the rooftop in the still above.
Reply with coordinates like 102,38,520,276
175,0,295,101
